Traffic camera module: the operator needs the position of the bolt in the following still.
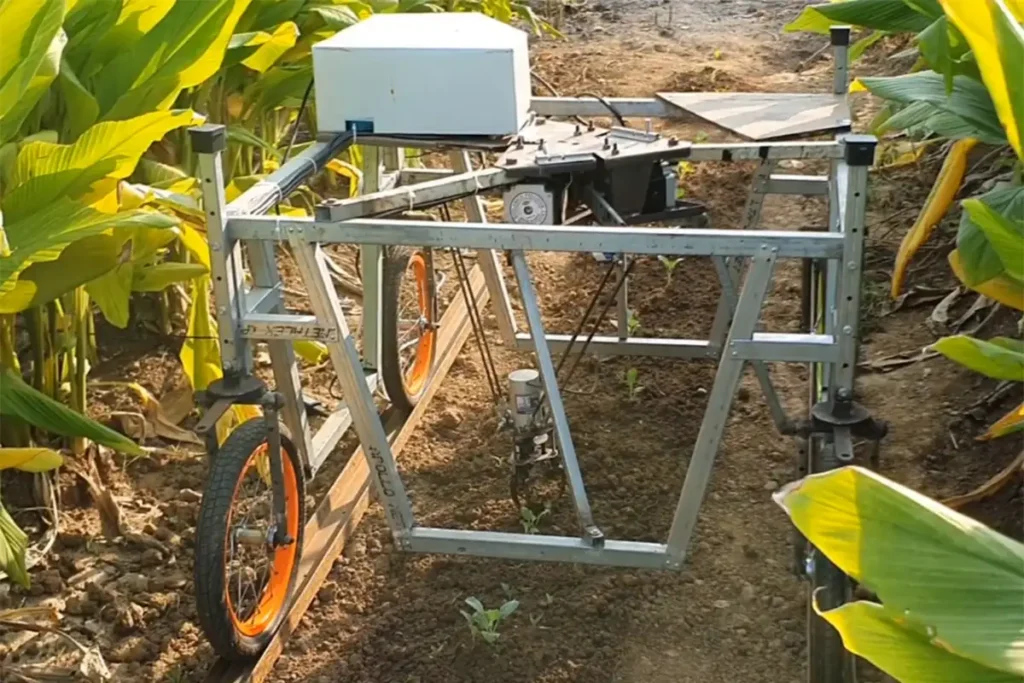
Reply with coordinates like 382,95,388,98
603,137,610,150
847,261,857,270
537,117,546,125
612,143,619,156
210,243,222,251
218,306,227,315
574,124,582,136
645,118,653,134
668,136,679,147
538,139,546,152
842,325,853,335
587,120,595,132
507,158,518,165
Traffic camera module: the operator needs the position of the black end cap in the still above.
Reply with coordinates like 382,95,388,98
189,124,226,154
844,134,877,166
830,25,852,47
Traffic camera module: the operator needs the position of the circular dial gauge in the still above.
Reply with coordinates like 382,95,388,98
508,190,549,225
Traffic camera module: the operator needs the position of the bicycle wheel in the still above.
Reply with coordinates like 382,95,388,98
381,246,437,413
194,419,306,660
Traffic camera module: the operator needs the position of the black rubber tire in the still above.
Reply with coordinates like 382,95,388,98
194,419,306,661
381,245,437,413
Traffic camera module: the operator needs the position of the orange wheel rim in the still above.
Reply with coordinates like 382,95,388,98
401,252,436,397
224,444,300,638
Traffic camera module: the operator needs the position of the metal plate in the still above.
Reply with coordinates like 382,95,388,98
656,92,852,141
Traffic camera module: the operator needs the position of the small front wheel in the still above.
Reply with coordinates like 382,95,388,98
194,419,306,660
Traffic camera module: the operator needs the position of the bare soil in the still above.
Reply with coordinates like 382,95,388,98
2,2,1020,682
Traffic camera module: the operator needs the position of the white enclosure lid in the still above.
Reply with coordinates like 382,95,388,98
314,12,526,50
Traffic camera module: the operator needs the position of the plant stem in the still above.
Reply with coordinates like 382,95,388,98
72,288,89,454
24,307,45,393
0,315,30,447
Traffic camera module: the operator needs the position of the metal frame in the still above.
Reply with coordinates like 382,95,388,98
190,28,875,572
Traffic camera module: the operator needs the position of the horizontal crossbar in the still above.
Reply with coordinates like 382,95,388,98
403,527,673,569
228,216,845,259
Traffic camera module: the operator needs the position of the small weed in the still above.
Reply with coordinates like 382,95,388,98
542,592,555,606
460,597,519,645
520,506,549,534
530,613,544,627
658,256,683,287
165,668,187,683
626,311,641,337
501,582,516,600
624,367,643,400
695,131,709,143
713,48,723,60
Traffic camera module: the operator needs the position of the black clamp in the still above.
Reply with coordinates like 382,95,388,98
783,388,888,443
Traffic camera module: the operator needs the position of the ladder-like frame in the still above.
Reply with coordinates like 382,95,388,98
192,115,875,570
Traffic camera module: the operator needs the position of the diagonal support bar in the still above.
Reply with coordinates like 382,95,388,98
712,257,789,431
665,245,778,566
289,239,416,535
510,251,602,543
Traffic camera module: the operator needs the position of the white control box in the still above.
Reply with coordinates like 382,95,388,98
312,13,532,137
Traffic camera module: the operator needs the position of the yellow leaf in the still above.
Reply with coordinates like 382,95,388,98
241,22,299,73
179,276,222,392
80,177,120,214
326,158,362,198
979,401,1024,440
0,448,63,472
178,221,210,270
294,340,328,364
849,79,868,93
949,249,1024,310
4,109,203,223
891,138,978,298
941,0,1024,159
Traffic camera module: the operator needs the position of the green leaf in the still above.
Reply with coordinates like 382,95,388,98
304,4,361,29
132,262,209,292
932,334,1024,381
850,30,888,61
0,503,30,587
942,0,1024,159
0,0,66,144
498,599,519,619
2,109,201,224
87,261,135,329
859,71,1007,144
242,64,312,120
239,0,307,33
0,234,122,313
57,60,100,142
961,197,1024,281
774,465,1024,676
785,0,936,35
821,601,1021,682
63,0,122,76
227,125,281,159
0,198,176,295
957,185,1024,286
0,368,144,456
93,0,252,119
464,596,484,613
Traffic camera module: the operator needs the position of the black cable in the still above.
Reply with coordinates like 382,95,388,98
274,78,315,217
553,261,617,378
576,92,626,127
560,258,636,387
441,204,503,402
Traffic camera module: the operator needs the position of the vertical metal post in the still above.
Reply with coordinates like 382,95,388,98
360,145,384,372
832,136,875,399
742,160,775,231
290,238,416,536
616,254,630,340
831,26,851,96
664,246,778,567
191,124,250,375
448,151,518,343
510,251,601,543
245,240,315,469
